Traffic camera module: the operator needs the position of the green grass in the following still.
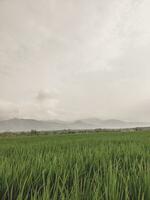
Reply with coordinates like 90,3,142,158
0,131,149,200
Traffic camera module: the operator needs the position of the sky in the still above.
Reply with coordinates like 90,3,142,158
0,0,150,122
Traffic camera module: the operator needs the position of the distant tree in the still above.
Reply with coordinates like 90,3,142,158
30,129,38,135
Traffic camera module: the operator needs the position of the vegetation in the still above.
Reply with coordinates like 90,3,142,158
0,131,149,200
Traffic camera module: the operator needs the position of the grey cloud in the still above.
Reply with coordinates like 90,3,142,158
36,90,58,102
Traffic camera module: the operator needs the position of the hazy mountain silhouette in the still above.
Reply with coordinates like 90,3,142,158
0,118,150,132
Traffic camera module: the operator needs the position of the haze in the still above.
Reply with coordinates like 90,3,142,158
0,0,150,122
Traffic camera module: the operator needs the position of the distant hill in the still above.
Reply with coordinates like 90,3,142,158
0,118,150,132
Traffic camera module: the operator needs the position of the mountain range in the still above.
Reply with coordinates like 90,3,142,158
0,118,150,132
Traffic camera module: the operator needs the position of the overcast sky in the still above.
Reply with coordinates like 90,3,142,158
0,0,150,121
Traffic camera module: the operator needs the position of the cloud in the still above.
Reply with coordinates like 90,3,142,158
128,98,150,122
0,100,19,120
33,89,60,119
0,89,60,120
36,89,58,102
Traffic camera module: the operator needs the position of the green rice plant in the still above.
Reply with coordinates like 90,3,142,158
0,131,149,199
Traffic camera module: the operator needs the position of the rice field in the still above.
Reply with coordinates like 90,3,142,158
0,131,149,200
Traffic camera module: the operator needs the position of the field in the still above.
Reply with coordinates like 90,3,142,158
0,131,149,200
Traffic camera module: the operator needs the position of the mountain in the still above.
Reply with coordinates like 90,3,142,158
70,118,150,129
0,118,150,132
0,118,68,132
